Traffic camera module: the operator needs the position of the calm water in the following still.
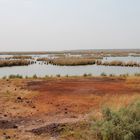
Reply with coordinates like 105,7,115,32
0,56,139,78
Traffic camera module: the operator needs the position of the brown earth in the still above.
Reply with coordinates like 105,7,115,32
0,77,139,140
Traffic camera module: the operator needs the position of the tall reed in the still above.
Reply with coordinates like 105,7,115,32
0,60,32,67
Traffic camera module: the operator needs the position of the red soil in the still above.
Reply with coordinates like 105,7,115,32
0,77,139,139
25,77,140,118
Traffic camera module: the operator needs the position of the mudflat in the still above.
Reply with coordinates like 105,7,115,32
0,77,140,139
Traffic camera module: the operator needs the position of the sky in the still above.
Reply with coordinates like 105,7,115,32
0,0,140,51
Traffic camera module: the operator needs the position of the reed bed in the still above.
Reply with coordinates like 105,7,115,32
37,57,49,62
49,57,96,66
97,60,140,67
0,60,33,67
12,55,33,59
130,54,140,57
36,57,140,67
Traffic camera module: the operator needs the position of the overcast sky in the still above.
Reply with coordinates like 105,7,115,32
0,0,140,51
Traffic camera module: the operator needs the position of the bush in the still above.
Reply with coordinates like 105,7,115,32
25,76,28,79
33,74,37,79
8,74,23,79
101,72,107,76
45,75,49,78
83,73,92,77
56,74,61,77
120,74,129,78
2,76,7,79
83,73,88,77
109,74,115,77
93,101,140,140
134,73,140,77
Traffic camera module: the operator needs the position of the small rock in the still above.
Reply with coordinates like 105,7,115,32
3,132,6,135
64,112,68,114
64,108,68,111
17,97,22,100
13,125,18,129
5,135,11,139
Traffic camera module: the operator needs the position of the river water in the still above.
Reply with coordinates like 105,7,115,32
0,56,139,78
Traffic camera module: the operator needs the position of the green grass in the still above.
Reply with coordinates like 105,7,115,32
93,101,140,140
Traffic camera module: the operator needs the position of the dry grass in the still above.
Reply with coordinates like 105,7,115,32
98,60,140,67
49,57,96,66
0,60,33,67
12,55,33,59
36,57,49,62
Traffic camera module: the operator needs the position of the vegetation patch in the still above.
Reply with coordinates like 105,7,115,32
60,100,140,140
49,57,96,66
98,60,140,67
0,60,33,67
37,57,49,62
93,101,140,140
8,74,23,79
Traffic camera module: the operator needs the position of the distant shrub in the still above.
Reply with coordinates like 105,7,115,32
93,101,140,140
2,76,7,79
33,74,37,79
109,74,115,77
9,74,23,79
134,73,140,77
83,73,88,77
45,75,49,78
56,74,61,77
83,73,92,77
120,74,129,78
96,60,102,65
25,76,28,79
101,72,107,76
87,73,92,77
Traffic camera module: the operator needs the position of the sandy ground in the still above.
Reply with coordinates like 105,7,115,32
0,77,140,140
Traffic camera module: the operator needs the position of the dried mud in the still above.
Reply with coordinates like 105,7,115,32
0,77,139,139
